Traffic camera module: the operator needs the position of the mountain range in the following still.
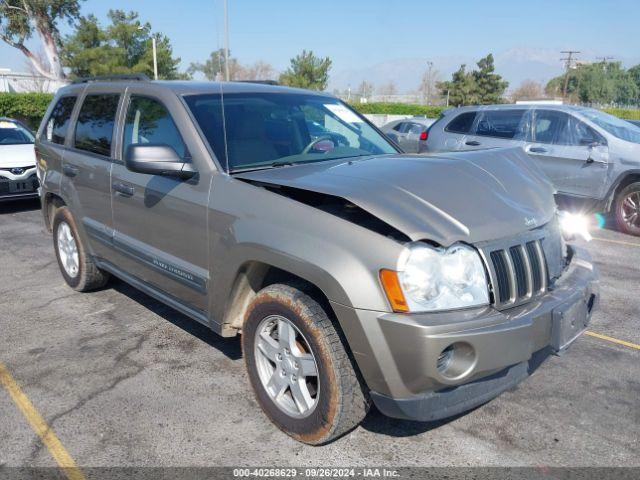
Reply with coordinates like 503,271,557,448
328,47,640,94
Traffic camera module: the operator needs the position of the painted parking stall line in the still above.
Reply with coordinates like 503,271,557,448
0,362,86,480
585,331,640,351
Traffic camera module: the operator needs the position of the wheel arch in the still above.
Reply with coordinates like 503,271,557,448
42,192,67,232
604,171,640,211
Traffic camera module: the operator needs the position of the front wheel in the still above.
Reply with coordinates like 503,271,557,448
242,284,369,444
614,182,640,236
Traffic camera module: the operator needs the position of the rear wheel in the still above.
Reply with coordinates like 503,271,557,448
52,207,110,291
614,182,640,236
242,284,369,444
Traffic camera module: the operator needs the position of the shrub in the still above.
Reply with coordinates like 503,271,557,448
350,102,447,117
351,101,640,121
0,92,54,130
603,108,640,120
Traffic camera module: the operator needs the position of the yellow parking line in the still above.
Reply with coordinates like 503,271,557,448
592,236,640,248
585,331,640,351
0,363,85,480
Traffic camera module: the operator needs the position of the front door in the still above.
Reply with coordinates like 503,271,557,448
525,110,610,199
109,92,211,312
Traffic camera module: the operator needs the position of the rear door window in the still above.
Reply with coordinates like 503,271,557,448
445,112,477,134
123,96,188,159
44,96,77,145
74,94,120,157
532,110,600,146
474,110,527,139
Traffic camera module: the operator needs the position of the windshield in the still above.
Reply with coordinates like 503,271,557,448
0,120,34,145
184,92,397,172
579,109,640,144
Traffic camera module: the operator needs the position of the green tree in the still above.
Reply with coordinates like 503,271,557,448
188,48,236,80
62,10,186,79
279,50,331,90
545,62,639,106
437,54,508,106
0,0,84,79
473,54,508,103
437,65,478,106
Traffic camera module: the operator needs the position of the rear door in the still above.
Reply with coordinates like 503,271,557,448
61,86,123,260
109,89,212,312
461,109,529,151
525,109,609,199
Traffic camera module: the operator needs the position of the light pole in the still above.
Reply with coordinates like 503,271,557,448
138,25,158,80
151,36,158,81
426,61,433,105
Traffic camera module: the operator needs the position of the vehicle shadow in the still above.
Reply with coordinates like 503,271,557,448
0,198,41,215
360,406,470,437
111,278,242,361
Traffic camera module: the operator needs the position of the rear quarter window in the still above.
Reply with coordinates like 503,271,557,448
44,96,77,145
445,112,477,134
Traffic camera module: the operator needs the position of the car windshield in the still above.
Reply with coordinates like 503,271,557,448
0,120,34,145
184,92,397,172
579,109,640,144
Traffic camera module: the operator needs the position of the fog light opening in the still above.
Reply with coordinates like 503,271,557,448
436,342,476,380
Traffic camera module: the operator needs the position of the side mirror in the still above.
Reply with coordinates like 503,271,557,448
125,144,196,180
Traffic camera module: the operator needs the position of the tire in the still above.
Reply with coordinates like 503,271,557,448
614,182,640,236
242,283,369,445
52,207,109,291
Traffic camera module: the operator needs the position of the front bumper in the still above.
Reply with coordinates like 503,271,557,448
0,170,40,201
331,245,599,422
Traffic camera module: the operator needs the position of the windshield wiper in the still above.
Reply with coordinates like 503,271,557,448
229,161,295,174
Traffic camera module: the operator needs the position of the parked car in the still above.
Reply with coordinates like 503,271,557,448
426,104,640,236
36,77,598,444
0,117,39,202
380,117,435,153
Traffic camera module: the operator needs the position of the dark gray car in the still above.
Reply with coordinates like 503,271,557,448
36,78,599,444
426,104,640,236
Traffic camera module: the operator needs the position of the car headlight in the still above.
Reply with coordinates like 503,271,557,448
381,242,490,313
558,211,592,242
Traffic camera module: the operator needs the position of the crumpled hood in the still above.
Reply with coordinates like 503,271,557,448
0,144,36,168
236,147,556,245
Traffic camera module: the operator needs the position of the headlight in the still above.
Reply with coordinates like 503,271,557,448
558,211,592,242
381,242,490,313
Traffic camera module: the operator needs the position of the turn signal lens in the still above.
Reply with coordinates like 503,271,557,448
379,269,409,313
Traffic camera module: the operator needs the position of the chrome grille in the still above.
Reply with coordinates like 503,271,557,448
485,239,548,309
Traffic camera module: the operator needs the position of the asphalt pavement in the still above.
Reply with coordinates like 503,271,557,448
0,199,638,470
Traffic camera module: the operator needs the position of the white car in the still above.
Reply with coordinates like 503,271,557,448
0,118,39,202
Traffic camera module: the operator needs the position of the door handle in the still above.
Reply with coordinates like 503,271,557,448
528,147,548,153
112,182,135,197
62,164,79,177
465,140,481,146
586,157,607,165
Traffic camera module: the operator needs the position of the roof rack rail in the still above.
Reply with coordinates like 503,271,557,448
237,80,279,86
71,74,150,84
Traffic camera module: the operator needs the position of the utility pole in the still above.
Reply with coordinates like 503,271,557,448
560,50,580,102
223,0,230,81
596,56,615,72
425,61,434,105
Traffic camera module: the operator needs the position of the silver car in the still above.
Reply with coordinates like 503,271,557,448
381,117,435,153
426,104,640,236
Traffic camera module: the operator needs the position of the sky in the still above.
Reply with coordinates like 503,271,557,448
1,0,639,91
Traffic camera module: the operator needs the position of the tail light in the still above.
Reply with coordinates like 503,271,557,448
420,131,428,141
